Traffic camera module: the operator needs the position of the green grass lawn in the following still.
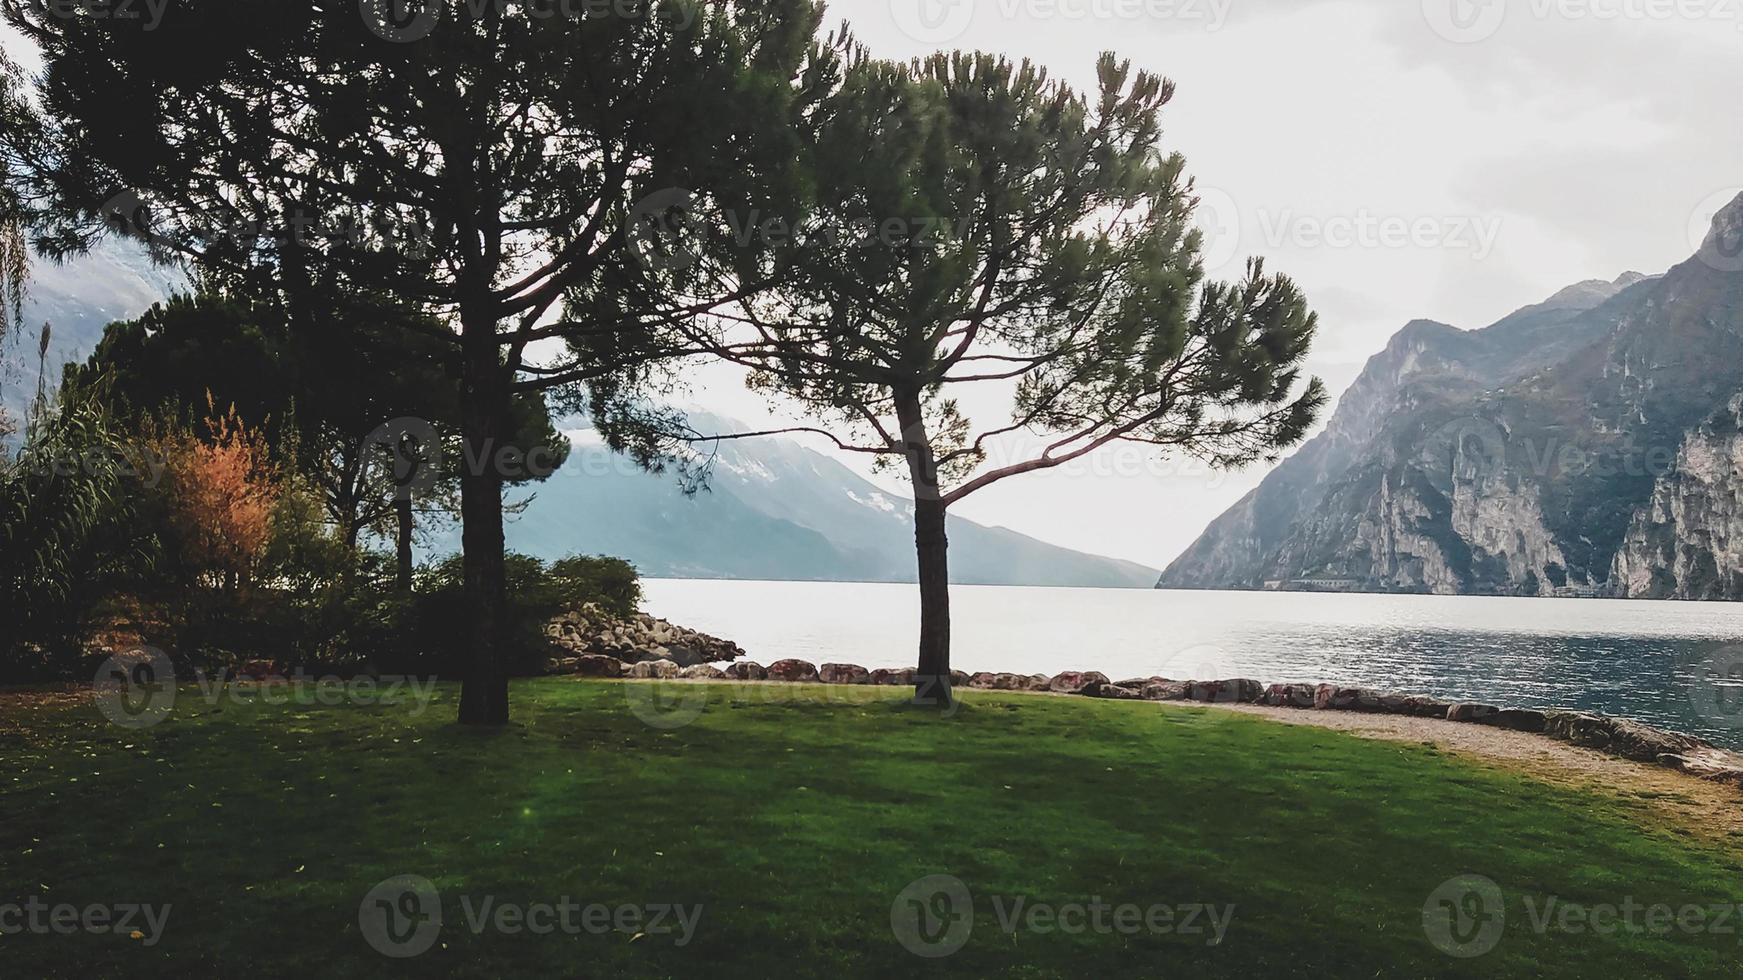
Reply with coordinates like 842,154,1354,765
5,678,1743,977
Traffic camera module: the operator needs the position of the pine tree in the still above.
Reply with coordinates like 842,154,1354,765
700,53,1326,708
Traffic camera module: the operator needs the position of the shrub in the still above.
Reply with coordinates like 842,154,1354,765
394,553,641,677
0,393,159,677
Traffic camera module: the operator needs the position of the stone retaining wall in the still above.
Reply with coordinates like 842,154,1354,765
591,657,1743,789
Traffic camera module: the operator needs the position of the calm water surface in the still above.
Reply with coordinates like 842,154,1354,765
643,580,1743,748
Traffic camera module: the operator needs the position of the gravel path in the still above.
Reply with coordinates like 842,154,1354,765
1182,699,1743,844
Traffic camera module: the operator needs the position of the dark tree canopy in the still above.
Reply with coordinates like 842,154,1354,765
0,44,38,353
7,0,839,722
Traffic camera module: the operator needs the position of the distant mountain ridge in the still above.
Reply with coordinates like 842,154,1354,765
1160,193,1743,599
490,414,1160,588
5,246,1154,587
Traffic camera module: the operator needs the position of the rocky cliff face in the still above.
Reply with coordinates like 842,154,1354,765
1612,395,1743,599
1161,192,1743,598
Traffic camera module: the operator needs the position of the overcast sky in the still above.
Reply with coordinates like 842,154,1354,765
801,0,1743,569
8,4,1741,569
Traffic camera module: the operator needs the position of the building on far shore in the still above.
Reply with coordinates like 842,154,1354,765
1263,578,1366,593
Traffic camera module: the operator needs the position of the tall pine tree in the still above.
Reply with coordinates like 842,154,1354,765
699,53,1325,708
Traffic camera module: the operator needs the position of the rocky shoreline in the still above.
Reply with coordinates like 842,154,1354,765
573,649,1743,790
544,604,746,670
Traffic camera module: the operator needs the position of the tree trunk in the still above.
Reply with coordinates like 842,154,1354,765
456,320,510,726
336,445,364,552
895,391,954,710
394,496,415,592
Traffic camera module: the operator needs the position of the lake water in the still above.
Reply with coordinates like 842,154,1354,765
642,579,1743,748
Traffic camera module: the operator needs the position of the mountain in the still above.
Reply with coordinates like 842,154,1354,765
1160,192,1743,599
489,414,1160,588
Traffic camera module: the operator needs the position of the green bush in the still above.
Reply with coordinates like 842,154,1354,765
0,395,159,678
386,552,640,678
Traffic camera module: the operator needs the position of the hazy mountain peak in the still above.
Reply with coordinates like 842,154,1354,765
1538,273,1652,312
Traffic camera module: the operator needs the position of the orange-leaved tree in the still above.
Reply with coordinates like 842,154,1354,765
150,395,282,599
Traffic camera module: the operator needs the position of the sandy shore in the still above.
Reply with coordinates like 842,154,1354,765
1177,698,1743,844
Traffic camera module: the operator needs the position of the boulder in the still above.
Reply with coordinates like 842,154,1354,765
1446,702,1501,723
1142,679,1191,701
948,670,972,688
819,663,870,685
968,672,1000,689
1313,684,1359,710
722,661,767,681
1114,678,1150,692
1543,711,1705,762
1262,683,1317,708
1399,695,1454,718
1188,678,1264,704
869,668,915,686
679,664,726,680
1084,681,1141,700
1349,689,1390,713
766,659,820,683
573,655,628,678
628,659,681,679
984,673,1032,691
1024,674,1053,691
1048,671,1111,695
1481,708,1549,733
1660,750,1743,786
